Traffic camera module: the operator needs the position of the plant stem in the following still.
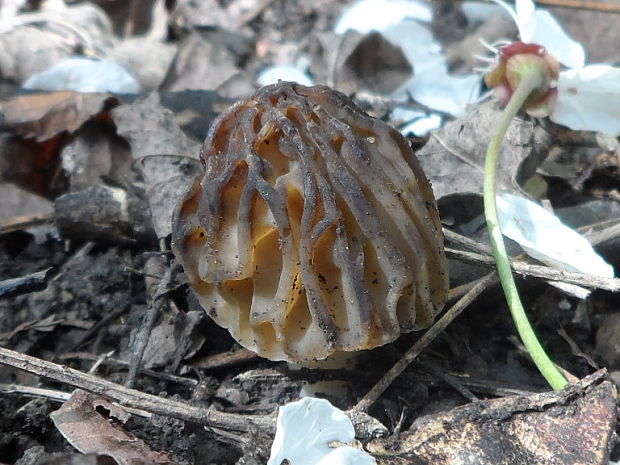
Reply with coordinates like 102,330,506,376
483,73,568,390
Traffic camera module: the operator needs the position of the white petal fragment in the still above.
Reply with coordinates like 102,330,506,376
494,0,585,68
257,65,314,87
394,65,482,117
22,57,140,93
393,106,443,136
334,0,432,34
551,65,620,135
496,193,615,278
400,113,443,136
268,398,376,465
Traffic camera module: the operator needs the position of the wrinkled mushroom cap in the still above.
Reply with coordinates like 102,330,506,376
172,82,448,363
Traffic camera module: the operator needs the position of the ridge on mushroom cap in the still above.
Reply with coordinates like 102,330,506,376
172,81,448,363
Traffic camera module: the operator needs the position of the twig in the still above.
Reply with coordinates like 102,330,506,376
355,271,498,412
416,361,478,402
457,0,620,13
447,275,491,301
0,383,71,403
0,213,54,236
557,327,599,370
582,220,620,246
0,267,54,299
415,369,541,397
59,352,198,386
191,348,258,371
68,303,130,351
513,0,620,13
445,247,620,292
125,266,172,388
442,227,493,255
0,383,152,418
0,346,275,433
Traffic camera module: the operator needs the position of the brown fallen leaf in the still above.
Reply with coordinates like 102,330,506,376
133,155,201,239
0,133,68,198
1,92,119,142
310,30,411,96
51,390,178,465
368,370,616,465
417,101,551,203
110,92,201,160
159,31,245,94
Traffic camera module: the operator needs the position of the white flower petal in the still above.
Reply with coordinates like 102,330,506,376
316,447,376,465
519,10,585,68
491,0,522,30
22,57,140,93
257,65,314,87
515,0,536,21
334,0,432,34
268,398,376,465
393,64,481,116
496,193,615,278
493,0,585,68
393,108,443,136
551,65,620,135
461,1,507,23
381,19,442,71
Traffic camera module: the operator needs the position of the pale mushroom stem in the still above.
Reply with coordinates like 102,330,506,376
483,72,568,390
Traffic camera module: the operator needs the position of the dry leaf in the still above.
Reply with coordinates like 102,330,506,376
1,92,119,142
133,155,201,239
111,92,201,159
160,31,242,93
51,390,178,465
60,120,133,192
417,101,551,203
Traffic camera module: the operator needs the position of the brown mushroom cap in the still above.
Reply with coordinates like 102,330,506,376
172,82,448,363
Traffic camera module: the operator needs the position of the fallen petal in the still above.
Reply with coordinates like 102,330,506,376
23,57,140,94
257,65,314,87
493,0,585,68
334,0,431,34
551,65,620,135
268,397,376,465
394,64,481,116
393,107,442,136
496,193,615,278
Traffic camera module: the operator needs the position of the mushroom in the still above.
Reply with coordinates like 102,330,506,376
172,82,448,363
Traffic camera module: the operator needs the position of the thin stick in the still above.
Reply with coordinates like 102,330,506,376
355,271,498,412
59,352,198,386
0,346,274,433
443,228,493,255
0,383,71,403
0,383,152,418
522,0,620,13
445,247,620,292
125,266,172,388
467,0,620,13
0,213,54,235
483,73,567,390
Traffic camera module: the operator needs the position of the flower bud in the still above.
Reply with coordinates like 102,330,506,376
485,42,560,117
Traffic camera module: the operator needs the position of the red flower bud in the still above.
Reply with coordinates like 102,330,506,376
485,41,560,117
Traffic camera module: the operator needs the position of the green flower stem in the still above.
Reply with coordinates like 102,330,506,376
484,72,568,390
